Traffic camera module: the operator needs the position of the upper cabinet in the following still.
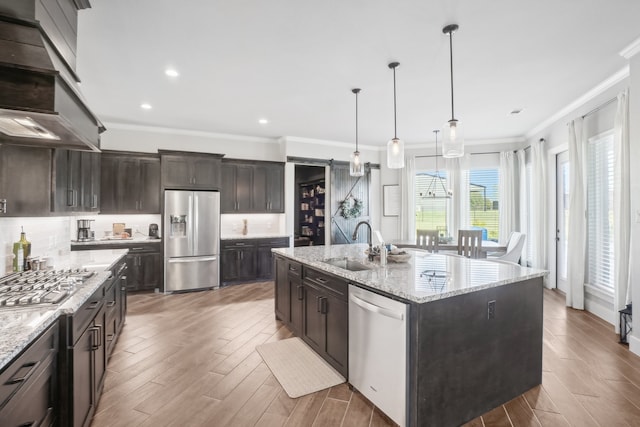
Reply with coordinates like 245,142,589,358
160,151,223,190
100,152,160,214
0,144,51,217
52,149,100,213
221,160,284,214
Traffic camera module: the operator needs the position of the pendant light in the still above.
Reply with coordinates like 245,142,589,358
350,88,364,177
387,62,405,169
442,24,464,158
425,130,453,198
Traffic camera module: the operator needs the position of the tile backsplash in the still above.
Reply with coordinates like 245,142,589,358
221,213,286,237
69,214,161,240
0,217,70,276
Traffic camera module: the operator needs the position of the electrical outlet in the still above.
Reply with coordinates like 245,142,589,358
487,300,496,319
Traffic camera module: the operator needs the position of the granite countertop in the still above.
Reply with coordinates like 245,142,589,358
220,234,291,240
272,244,547,304
71,237,162,246
0,249,128,372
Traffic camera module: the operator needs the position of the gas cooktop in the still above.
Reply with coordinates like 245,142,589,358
0,268,95,308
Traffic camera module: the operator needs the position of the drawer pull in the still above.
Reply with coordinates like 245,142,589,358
8,361,39,384
315,277,328,284
87,301,100,310
107,301,116,307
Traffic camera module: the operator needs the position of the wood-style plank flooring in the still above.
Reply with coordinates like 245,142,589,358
90,283,640,427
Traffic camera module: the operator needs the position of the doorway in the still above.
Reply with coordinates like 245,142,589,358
295,164,326,246
556,151,569,293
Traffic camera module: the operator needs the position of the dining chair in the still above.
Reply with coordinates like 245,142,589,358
457,229,483,258
416,229,439,252
490,232,526,264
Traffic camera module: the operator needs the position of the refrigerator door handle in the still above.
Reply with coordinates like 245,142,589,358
168,256,218,264
188,193,194,255
194,194,199,254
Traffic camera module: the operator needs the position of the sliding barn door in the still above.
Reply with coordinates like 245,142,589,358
330,163,371,244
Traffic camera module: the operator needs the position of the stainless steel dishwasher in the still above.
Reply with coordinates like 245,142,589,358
348,285,408,427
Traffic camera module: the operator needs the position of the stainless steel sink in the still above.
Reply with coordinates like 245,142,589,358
322,258,372,271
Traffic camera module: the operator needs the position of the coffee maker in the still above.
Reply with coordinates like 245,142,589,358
148,223,159,239
77,219,95,241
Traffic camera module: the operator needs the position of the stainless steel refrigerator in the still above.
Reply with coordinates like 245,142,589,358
164,190,220,292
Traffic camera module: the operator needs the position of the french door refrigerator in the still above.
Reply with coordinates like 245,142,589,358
164,190,220,292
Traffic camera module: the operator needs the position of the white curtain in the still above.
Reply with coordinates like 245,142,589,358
446,155,469,238
517,149,528,260
566,118,586,309
498,151,517,244
400,156,416,242
530,140,547,274
613,89,631,331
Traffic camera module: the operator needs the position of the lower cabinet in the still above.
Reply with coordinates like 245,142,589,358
273,256,348,378
222,237,289,285
0,320,59,427
125,248,162,292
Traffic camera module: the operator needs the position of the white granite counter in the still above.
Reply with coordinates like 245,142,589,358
220,234,291,240
71,237,161,247
272,244,547,304
0,249,127,372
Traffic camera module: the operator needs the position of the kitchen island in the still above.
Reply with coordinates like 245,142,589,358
273,244,547,427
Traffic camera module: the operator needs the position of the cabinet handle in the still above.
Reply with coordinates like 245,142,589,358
241,251,244,260
315,277,328,284
139,200,143,210
288,265,297,272
86,301,100,310
107,301,116,307
297,285,304,300
90,326,100,350
67,189,74,206
316,296,321,312
320,297,327,314
7,361,39,384
92,194,98,208
17,421,35,426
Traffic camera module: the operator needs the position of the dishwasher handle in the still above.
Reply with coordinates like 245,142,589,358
349,293,404,321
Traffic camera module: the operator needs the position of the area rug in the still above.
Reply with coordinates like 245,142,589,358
256,337,345,398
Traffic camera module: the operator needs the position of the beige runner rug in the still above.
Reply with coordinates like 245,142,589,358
256,337,345,398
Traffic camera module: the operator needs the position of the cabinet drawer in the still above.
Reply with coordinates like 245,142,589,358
257,237,289,248
302,267,347,299
221,240,257,249
0,321,58,411
286,260,302,278
68,285,105,346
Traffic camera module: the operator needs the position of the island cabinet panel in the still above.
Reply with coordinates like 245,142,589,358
0,320,59,427
301,266,348,377
274,257,290,322
274,256,303,335
408,277,543,427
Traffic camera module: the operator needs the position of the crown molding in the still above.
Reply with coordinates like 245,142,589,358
620,36,640,59
104,122,278,144
281,136,378,151
526,66,629,139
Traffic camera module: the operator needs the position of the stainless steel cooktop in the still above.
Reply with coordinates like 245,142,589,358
0,268,95,308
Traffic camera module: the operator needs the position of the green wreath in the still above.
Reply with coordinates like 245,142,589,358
340,196,364,219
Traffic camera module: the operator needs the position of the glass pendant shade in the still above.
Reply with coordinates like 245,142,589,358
387,137,405,168
350,150,364,176
442,119,464,158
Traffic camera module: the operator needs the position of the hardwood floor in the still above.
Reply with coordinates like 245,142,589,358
91,283,640,427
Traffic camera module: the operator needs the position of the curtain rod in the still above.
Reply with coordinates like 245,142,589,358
415,151,501,159
582,97,617,119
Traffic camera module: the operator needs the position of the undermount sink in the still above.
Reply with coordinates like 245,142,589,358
322,258,372,271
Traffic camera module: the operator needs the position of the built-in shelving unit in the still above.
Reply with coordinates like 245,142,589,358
299,179,325,245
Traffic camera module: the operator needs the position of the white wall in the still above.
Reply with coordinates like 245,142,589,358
628,52,640,356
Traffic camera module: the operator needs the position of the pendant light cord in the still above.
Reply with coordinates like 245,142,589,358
355,90,359,151
448,30,455,121
435,130,439,173
393,65,398,138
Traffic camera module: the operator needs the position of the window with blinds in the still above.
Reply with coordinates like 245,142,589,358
469,169,500,242
415,172,449,235
586,133,614,291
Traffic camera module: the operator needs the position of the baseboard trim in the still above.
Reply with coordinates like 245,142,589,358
629,334,640,357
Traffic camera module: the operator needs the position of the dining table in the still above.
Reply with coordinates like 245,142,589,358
393,239,507,258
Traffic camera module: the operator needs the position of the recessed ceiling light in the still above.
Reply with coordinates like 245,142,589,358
509,108,523,115
165,68,179,78
258,118,269,124
140,103,152,110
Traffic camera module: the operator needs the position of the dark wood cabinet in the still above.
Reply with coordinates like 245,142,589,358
274,257,303,335
125,250,162,292
53,149,101,213
0,143,52,217
222,237,289,285
104,261,127,357
0,320,59,427
100,152,160,214
301,266,348,377
221,160,284,213
160,152,222,190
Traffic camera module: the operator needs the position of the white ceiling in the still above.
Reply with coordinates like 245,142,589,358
76,0,640,148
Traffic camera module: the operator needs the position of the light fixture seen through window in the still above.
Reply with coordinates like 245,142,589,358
350,88,364,177
425,130,453,198
442,24,464,158
387,62,405,169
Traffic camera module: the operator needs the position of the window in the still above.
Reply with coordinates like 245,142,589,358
469,168,500,242
586,132,614,291
415,171,449,237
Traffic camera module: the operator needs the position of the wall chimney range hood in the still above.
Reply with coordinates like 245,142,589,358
0,2,104,152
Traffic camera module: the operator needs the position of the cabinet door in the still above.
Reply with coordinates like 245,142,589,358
266,164,284,212
252,165,268,212
138,158,160,213
72,323,96,427
88,152,101,211
237,247,256,280
256,246,274,279
274,257,290,322
235,164,253,212
290,277,304,336
124,254,140,291
324,292,348,376
118,158,141,212
162,156,192,187
53,149,82,212
99,154,119,213
0,144,51,217
220,163,237,213
303,282,325,355
192,157,221,188
94,306,107,395
221,249,240,281
139,252,162,290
